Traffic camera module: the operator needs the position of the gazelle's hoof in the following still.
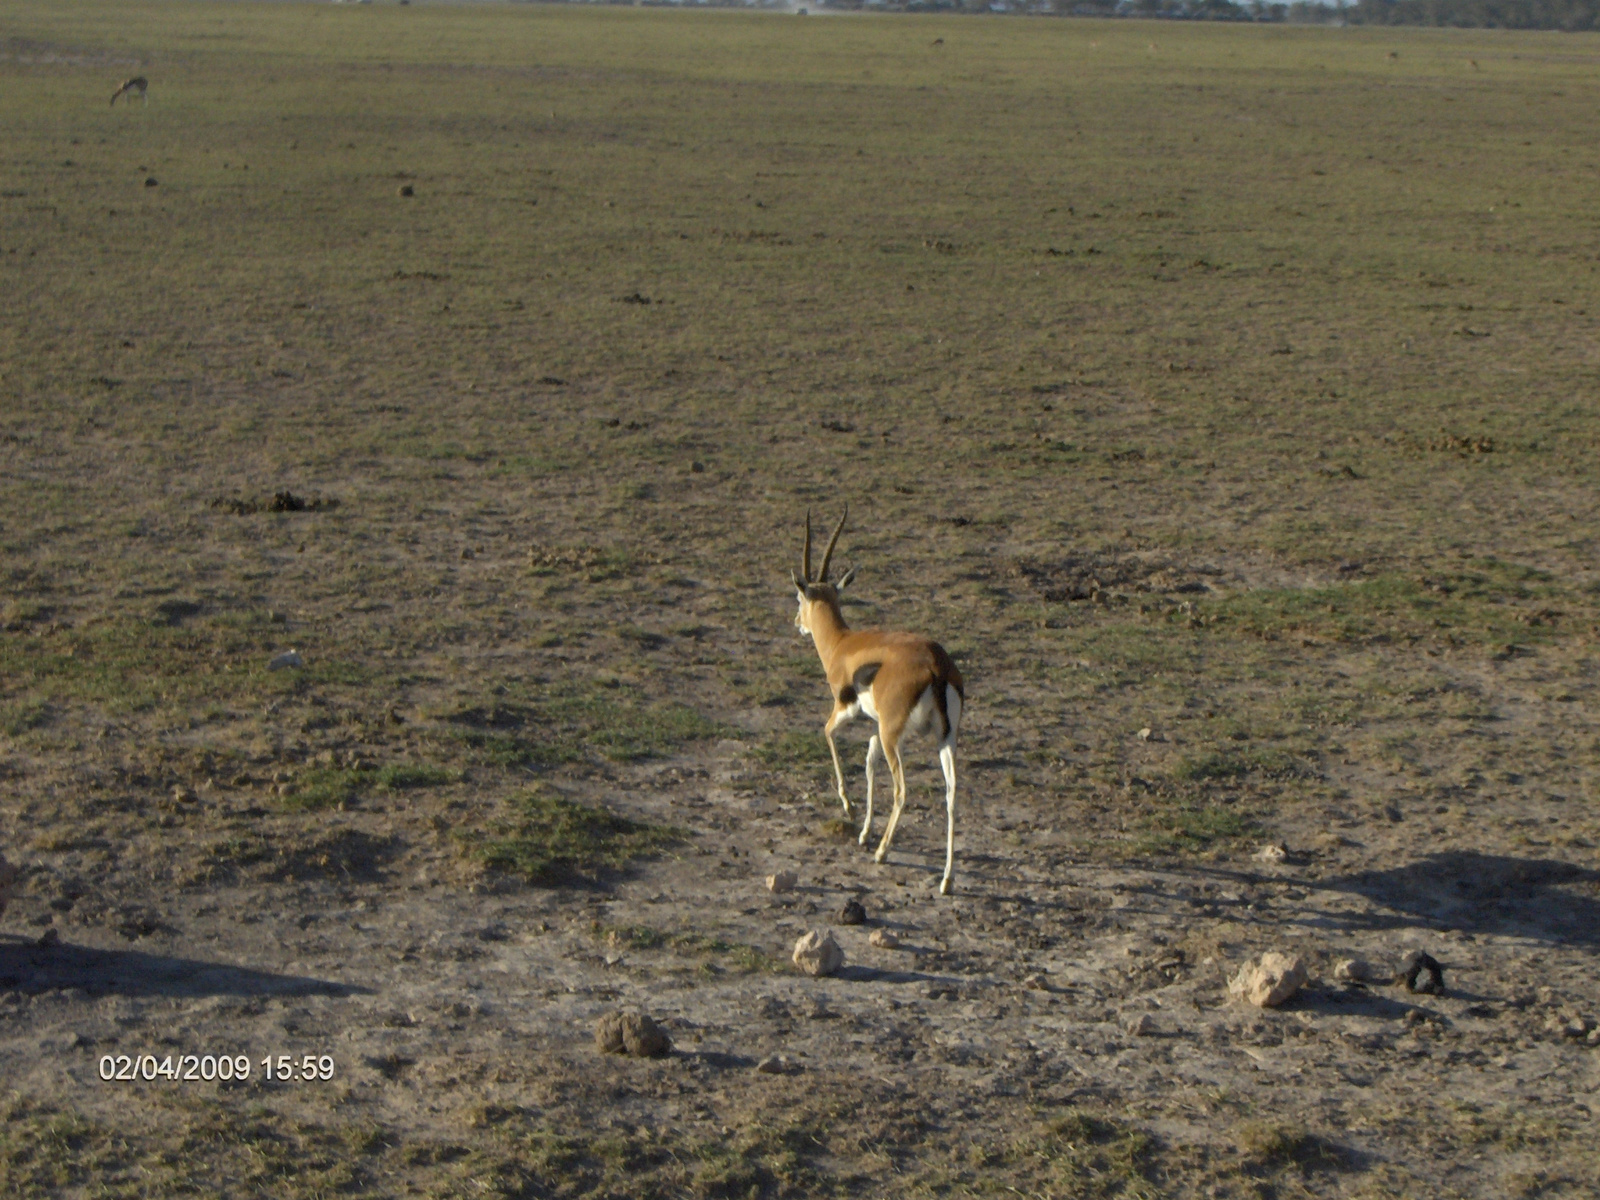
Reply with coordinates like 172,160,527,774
939,877,954,896
857,828,871,846
872,849,889,864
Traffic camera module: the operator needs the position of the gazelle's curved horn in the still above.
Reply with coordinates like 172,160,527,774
801,510,813,583
818,505,848,583
837,565,858,590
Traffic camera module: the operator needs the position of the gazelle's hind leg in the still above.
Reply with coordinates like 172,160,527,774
859,734,881,846
938,742,957,895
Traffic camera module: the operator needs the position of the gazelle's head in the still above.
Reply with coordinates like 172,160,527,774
791,507,857,640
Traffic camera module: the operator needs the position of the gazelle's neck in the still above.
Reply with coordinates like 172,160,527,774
809,599,850,663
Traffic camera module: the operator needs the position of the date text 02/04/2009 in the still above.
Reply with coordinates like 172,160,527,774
98,1054,337,1082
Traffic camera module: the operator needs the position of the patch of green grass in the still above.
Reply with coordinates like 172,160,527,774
1239,1121,1347,1175
280,761,460,811
1201,566,1590,650
1004,1110,1161,1199
0,699,51,737
460,790,683,885
436,687,720,768
752,728,835,769
1133,803,1258,857
1171,747,1313,783
594,922,781,974
0,1095,377,1198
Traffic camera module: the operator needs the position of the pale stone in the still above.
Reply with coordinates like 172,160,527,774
1253,843,1288,863
1334,958,1384,984
267,649,303,671
868,928,899,949
1228,952,1308,1008
1127,1013,1157,1036
766,869,798,894
792,929,843,977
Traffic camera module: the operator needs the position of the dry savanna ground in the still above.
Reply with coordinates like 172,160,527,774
2,2,1599,1196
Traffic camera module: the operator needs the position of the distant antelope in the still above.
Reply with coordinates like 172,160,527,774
110,77,148,107
791,508,966,894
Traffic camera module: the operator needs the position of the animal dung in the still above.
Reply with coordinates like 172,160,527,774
1228,952,1308,1008
766,869,798,894
593,1011,671,1058
397,184,414,197
792,929,843,977
1401,950,1445,995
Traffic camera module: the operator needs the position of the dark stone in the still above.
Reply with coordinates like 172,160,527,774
1401,951,1444,995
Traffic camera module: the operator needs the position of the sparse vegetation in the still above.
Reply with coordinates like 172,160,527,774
462,791,683,885
1,3,1597,1197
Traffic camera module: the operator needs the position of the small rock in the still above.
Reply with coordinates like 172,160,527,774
397,184,414,197
1137,727,1153,741
1587,1028,1600,1047
1334,958,1385,984
1228,952,1308,1008
868,928,899,949
171,785,197,804
792,929,843,977
766,869,798,894
1021,973,1050,992
593,1011,671,1058
837,898,866,925
1253,842,1288,863
1127,1013,1157,1036
1563,1015,1592,1039
690,461,706,474
754,1054,794,1075
1400,950,1444,995
36,926,60,948
267,649,303,671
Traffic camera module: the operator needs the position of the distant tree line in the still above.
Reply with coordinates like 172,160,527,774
573,0,1600,27
840,0,1600,27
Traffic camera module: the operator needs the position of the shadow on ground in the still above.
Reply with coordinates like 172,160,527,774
0,938,369,997
1315,852,1600,944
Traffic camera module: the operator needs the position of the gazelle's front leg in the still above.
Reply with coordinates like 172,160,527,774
859,734,881,846
873,736,909,864
823,707,853,818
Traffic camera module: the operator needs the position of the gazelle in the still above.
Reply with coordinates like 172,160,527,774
790,508,966,894
110,77,148,107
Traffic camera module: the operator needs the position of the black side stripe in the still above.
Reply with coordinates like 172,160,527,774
932,682,951,742
852,662,881,692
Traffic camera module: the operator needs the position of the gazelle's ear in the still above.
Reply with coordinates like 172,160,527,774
791,569,805,592
837,566,858,590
